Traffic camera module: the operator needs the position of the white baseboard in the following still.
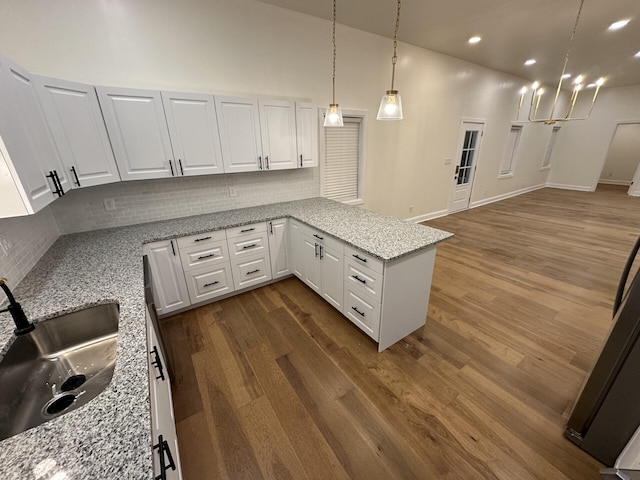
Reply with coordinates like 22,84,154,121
545,182,595,192
598,179,632,186
406,209,448,223
469,184,546,209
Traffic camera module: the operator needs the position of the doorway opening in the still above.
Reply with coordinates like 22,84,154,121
598,122,640,196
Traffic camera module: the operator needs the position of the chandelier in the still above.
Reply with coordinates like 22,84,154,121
516,0,605,125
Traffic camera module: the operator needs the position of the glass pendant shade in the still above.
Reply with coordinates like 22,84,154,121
377,90,403,120
324,103,344,127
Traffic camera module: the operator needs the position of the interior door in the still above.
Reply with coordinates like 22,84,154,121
449,121,484,213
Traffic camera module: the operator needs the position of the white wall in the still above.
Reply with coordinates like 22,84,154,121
0,0,556,221
549,85,640,191
598,123,640,185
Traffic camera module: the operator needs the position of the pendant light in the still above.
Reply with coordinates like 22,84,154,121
516,0,605,125
324,0,343,127
377,0,403,121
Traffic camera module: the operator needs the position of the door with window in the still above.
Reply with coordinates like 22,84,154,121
449,120,484,213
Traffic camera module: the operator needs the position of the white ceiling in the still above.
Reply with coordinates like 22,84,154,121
254,0,640,89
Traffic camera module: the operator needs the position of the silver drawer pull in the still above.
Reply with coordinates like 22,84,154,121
198,253,215,260
203,281,219,287
352,254,367,262
240,227,255,233
352,275,366,284
247,269,260,275
242,243,258,250
194,236,212,242
351,306,365,317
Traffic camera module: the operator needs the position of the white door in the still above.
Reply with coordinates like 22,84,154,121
0,55,64,211
449,121,484,213
144,240,190,316
320,243,343,311
97,86,174,181
268,219,290,279
296,102,319,168
215,96,262,173
34,76,120,188
259,99,297,170
302,236,321,294
161,91,224,176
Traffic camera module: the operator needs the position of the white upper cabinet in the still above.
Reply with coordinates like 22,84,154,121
215,96,263,173
160,92,224,176
295,102,318,168
96,86,174,181
0,55,67,217
258,99,297,170
34,76,121,188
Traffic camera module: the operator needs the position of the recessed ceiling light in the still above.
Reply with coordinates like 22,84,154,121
524,59,536,66
635,51,640,58
608,19,630,30
586,83,596,88
468,36,481,44
562,73,571,79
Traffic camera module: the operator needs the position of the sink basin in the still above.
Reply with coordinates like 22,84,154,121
0,303,119,441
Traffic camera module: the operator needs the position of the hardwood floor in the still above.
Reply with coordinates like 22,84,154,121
160,185,640,480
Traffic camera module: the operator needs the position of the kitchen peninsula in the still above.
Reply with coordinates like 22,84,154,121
0,197,451,479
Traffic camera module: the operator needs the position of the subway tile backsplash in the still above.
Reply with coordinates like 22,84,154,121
50,168,320,234
0,206,60,291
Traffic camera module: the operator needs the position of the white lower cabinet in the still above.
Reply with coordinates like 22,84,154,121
146,306,183,480
343,286,381,340
268,219,290,279
230,253,272,291
143,240,190,316
184,263,234,304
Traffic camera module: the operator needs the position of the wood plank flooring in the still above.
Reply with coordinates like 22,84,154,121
160,184,640,480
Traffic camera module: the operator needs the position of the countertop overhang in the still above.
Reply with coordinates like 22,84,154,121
0,197,452,479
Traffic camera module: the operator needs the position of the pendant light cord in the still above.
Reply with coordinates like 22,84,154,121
559,0,584,79
390,0,401,91
331,0,337,104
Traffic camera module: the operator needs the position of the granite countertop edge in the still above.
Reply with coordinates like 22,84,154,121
0,197,452,479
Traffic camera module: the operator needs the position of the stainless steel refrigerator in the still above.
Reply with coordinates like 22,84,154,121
565,234,640,469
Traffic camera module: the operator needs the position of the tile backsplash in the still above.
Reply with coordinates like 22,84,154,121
51,168,320,234
0,206,60,292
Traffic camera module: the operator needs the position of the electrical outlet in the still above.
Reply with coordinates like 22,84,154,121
228,186,237,197
103,198,116,211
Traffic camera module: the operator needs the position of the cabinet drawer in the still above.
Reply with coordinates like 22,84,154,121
226,222,267,239
343,286,381,341
344,245,384,275
176,229,226,248
184,263,233,304
227,232,269,259
344,260,383,303
179,241,229,271
230,253,273,290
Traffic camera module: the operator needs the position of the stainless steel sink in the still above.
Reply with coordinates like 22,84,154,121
0,303,119,441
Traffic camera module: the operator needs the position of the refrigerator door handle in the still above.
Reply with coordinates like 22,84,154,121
614,235,640,317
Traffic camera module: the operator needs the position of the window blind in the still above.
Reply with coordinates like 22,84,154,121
542,126,560,169
323,118,361,201
500,125,522,176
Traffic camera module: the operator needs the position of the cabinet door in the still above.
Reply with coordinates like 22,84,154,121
0,55,62,213
301,236,321,294
215,96,262,173
259,99,297,170
289,221,305,279
34,76,120,188
230,253,273,291
296,103,318,168
144,240,190,315
320,243,343,311
184,263,233,304
161,91,224,176
267,219,290,279
97,86,174,181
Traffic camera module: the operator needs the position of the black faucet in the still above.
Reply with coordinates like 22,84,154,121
0,278,34,335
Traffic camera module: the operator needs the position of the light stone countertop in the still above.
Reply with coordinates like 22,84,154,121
0,197,452,479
